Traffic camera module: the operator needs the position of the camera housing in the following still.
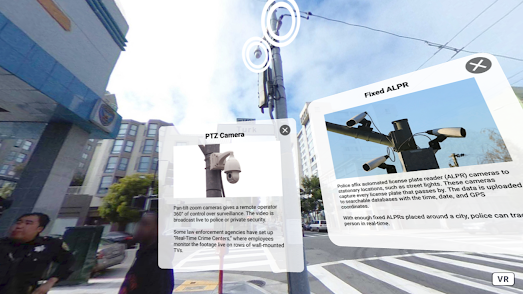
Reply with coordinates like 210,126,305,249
346,112,368,127
362,155,389,172
224,155,241,184
211,151,241,184
427,127,466,138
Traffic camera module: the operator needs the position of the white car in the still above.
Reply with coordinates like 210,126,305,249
310,220,327,232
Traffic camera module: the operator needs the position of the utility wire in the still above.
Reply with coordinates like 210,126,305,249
512,76,523,85
417,0,498,70
307,12,523,62
508,68,523,80
449,0,523,60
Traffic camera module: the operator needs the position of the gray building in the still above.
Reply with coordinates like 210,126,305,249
74,119,174,227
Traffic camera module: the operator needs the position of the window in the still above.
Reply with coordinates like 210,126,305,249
15,153,26,163
137,157,150,172
6,151,16,161
143,140,154,154
156,141,159,153
89,139,95,142
129,125,138,136
118,123,128,137
147,123,158,137
112,140,124,154
86,145,92,151
118,157,129,171
81,153,88,159
78,162,85,168
124,141,134,153
98,176,113,194
105,157,118,173
151,157,158,171
0,165,9,175
14,139,22,147
22,141,32,151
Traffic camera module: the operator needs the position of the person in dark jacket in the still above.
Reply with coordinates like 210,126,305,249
119,211,174,294
0,213,75,294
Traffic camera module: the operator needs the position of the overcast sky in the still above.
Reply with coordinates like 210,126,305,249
106,0,523,133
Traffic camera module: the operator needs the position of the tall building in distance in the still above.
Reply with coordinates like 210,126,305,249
297,102,318,179
79,119,173,224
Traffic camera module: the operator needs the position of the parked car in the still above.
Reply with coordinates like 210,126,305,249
310,220,327,232
104,231,136,248
303,223,312,231
92,238,126,275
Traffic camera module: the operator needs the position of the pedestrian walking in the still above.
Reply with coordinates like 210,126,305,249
119,211,174,294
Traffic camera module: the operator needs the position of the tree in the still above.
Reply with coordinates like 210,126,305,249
98,174,158,227
300,175,324,220
479,129,512,164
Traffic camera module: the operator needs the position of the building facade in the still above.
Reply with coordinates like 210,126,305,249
297,102,318,179
78,119,173,225
0,0,128,234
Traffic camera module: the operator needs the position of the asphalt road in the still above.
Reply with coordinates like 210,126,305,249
229,230,523,294
85,231,523,294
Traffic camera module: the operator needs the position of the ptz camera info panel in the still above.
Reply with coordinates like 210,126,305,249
157,120,304,273
308,54,523,254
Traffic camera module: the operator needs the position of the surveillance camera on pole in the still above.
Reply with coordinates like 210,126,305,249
346,112,368,127
210,151,241,184
362,155,389,172
362,155,397,174
254,45,262,59
426,128,466,138
427,127,467,152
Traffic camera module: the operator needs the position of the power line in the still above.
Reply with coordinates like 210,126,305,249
508,68,523,80
512,76,523,85
417,0,499,70
307,12,523,62
449,0,523,60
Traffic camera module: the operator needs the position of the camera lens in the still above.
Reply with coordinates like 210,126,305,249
228,173,232,179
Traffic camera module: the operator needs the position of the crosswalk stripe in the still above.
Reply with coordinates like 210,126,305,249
417,253,523,280
308,264,362,294
341,260,445,294
381,256,519,294
482,253,523,263
443,252,523,269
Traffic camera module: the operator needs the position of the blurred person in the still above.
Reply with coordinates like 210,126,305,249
119,211,174,294
0,213,75,294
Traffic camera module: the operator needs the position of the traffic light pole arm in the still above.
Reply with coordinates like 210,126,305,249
326,122,393,147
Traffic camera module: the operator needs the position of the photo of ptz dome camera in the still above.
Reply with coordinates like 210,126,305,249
210,151,242,184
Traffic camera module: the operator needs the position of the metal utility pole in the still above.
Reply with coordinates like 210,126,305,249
200,144,222,197
145,161,159,211
270,11,288,119
264,8,311,294
199,144,224,293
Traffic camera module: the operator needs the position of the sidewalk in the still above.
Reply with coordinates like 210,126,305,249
49,249,292,294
